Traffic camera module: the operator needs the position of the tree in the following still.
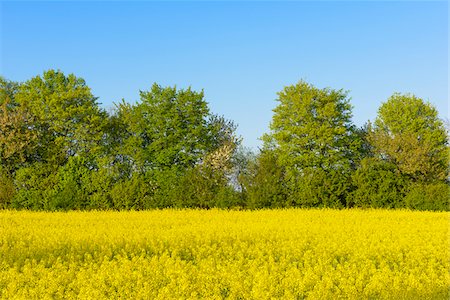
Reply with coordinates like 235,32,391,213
12,162,58,210
114,84,240,209
369,93,449,182
404,181,449,211
13,70,107,166
262,81,360,207
0,76,19,105
0,80,39,171
229,145,255,196
264,81,359,175
119,83,238,172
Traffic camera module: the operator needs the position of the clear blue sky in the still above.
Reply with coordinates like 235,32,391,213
1,1,448,149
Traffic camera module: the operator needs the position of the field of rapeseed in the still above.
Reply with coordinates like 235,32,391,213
0,209,448,299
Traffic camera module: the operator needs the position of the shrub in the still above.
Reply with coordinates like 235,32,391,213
404,182,450,211
12,163,58,210
242,150,288,209
350,158,407,208
0,167,15,208
290,168,350,208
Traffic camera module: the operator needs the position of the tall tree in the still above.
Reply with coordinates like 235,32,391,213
14,70,107,166
264,80,360,175
369,93,449,182
0,78,39,171
0,76,19,105
263,81,360,207
119,83,238,172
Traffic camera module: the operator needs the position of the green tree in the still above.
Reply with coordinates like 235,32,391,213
118,84,210,171
118,84,238,172
0,93,39,172
14,70,107,166
177,134,241,209
264,81,359,174
230,146,255,200
0,77,39,172
0,76,19,105
404,182,449,211
263,81,359,207
114,84,240,209
290,167,351,208
369,93,449,182
12,162,58,210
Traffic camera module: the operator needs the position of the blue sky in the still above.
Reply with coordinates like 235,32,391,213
1,1,447,149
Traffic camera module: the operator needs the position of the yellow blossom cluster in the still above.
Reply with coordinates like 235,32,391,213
0,209,448,299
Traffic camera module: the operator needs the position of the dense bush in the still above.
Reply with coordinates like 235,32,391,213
0,167,14,208
241,150,288,209
404,182,450,211
349,158,408,208
175,166,240,208
289,168,351,208
109,174,153,210
12,163,58,210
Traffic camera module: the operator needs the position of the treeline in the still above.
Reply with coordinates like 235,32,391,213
0,70,448,211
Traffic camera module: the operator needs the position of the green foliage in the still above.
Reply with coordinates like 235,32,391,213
109,174,153,210
370,93,449,182
0,76,19,105
147,167,184,208
0,79,39,172
119,84,218,171
289,168,350,208
174,165,241,209
52,156,93,210
12,163,58,210
230,146,255,201
404,182,449,211
14,70,107,166
350,158,407,208
260,81,360,208
2,71,448,211
174,167,218,208
264,80,359,175
242,150,288,208
0,167,15,208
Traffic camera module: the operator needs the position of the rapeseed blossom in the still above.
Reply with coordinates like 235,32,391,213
0,209,448,299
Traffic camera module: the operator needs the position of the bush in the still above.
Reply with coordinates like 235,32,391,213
109,174,153,210
350,158,407,208
85,166,115,210
147,168,182,208
174,166,242,209
51,156,93,210
290,168,350,208
0,168,15,208
404,182,450,211
12,163,58,210
242,150,288,209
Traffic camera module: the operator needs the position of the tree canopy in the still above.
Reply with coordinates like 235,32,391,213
369,93,449,182
117,83,237,172
12,70,107,167
0,71,448,211
264,80,360,175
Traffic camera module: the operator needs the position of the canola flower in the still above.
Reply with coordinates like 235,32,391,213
0,209,449,299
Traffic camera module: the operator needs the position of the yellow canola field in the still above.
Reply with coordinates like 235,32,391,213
0,209,449,299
